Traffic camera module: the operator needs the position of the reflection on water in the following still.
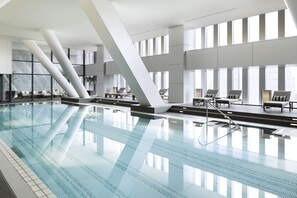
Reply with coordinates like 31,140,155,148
0,102,297,198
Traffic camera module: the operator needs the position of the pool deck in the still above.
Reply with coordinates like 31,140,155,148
0,140,56,198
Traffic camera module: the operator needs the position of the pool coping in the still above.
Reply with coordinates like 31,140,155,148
0,139,56,198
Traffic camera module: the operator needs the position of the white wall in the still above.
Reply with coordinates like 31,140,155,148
105,54,170,75
0,39,12,74
186,36,297,69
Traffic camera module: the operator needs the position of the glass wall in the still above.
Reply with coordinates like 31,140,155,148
2,44,95,102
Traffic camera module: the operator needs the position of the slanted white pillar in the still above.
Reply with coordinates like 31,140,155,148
40,29,90,98
23,40,79,97
79,0,163,107
285,0,297,28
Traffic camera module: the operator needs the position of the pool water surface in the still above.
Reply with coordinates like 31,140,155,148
0,102,297,198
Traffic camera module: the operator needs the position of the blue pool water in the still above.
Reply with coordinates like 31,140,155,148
0,102,297,198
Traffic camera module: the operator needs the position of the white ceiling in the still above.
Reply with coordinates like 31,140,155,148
0,0,286,49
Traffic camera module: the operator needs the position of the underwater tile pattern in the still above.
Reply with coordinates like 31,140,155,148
0,102,297,198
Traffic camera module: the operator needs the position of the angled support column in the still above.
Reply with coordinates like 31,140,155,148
285,0,297,28
79,0,164,107
23,40,79,97
40,29,90,98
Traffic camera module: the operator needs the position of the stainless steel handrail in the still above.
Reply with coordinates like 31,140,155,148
198,98,241,146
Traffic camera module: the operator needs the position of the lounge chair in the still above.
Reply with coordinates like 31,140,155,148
263,91,291,113
215,90,242,108
193,89,218,106
105,87,130,99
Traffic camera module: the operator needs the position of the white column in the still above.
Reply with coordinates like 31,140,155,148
23,40,79,97
40,29,90,98
79,0,163,107
168,26,195,103
285,0,297,28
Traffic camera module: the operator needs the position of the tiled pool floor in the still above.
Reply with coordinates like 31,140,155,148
0,102,297,198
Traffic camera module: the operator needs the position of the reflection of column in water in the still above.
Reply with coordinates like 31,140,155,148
259,129,266,155
38,105,79,152
242,127,248,153
98,118,164,197
96,134,104,156
278,139,285,159
168,118,184,191
55,106,89,165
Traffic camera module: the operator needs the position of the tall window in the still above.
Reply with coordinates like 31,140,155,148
285,64,297,100
265,65,278,91
207,69,214,89
219,68,227,97
155,72,162,90
140,40,146,57
233,67,242,90
205,26,214,48
248,15,259,42
134,42,139,54
219,22,227,46
285,9,297,37
195,28,202,49
233,19,243,44
194,70,202,89
114,74,126,89
164,35,169,54
147,39,154,56
266,11,278,40
248,66,260,105
163,71,169,89
156,37,162,55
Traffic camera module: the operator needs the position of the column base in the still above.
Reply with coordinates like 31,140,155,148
131,104,171,114
61,97,93,103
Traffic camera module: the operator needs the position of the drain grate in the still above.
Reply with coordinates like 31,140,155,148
11,147,25,158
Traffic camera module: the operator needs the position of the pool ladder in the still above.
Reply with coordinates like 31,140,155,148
198,99,242,146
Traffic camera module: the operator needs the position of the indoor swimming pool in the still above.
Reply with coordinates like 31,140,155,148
0,102,297,198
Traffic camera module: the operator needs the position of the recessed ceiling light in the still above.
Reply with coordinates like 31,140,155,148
0,0,11,9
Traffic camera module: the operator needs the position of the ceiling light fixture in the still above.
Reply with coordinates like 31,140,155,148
0,0,11,9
